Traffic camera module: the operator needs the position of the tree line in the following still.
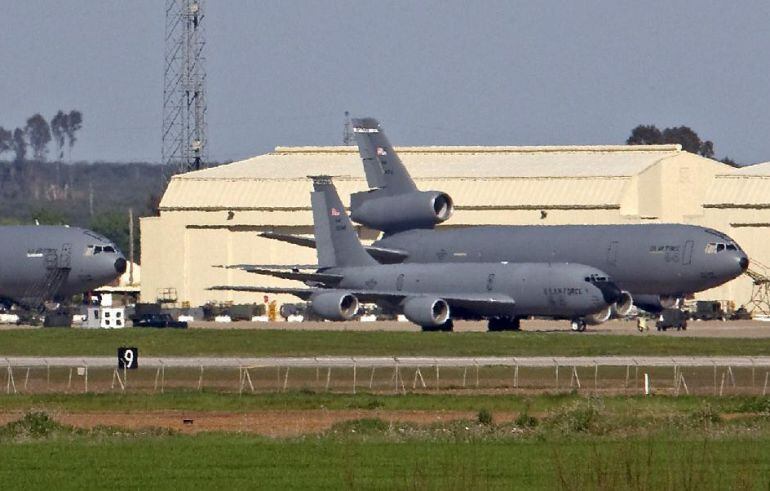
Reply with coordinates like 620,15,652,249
0,110,83,162
626,124,738,166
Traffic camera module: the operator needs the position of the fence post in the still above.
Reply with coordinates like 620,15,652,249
352,364,357,395
514,365,519,389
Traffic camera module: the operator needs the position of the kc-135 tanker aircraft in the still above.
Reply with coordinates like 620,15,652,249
260,118,748,330
213,177,624,331
0,226,126,309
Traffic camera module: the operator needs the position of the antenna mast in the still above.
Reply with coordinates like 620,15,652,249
162,0,208,175
342,111,353,145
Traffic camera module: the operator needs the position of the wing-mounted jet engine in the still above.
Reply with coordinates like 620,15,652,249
351,118,453,233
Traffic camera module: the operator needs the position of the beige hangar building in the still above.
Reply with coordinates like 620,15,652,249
140,144,770,313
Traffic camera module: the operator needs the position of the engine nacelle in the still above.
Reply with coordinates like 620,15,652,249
611,291,634,317
402,296,450,327
309,291,359,321
350,190,453,232
585,305,612,325
659,295,680,309
633,294,682,313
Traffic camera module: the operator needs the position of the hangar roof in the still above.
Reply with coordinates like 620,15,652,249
160,144,692,211
182,144,684,180
705,162,770,208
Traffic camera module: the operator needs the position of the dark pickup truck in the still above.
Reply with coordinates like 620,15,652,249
133,313,188,329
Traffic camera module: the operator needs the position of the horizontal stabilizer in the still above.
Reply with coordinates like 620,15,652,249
259,231,410,264
235,267,343,285
259,232,316,249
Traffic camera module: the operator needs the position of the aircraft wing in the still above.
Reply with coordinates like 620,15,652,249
208,285,515,310
208,285,316,301
259,231,410,264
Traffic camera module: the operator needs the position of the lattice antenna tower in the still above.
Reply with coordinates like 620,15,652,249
342,111,353,145
162,0,207,175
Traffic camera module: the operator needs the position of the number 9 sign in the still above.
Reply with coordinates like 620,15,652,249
118,347,138,369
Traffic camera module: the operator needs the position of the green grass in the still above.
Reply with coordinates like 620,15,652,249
1,391,768,414
1,398,769,489
0,433,768,489
0,328,768,357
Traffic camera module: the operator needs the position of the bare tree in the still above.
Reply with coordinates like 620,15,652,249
25,114,51,161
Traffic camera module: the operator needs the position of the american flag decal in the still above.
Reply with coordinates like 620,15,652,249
330,207,340,216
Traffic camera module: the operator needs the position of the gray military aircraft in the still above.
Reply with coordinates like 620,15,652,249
212,177,623,331
262,118,749,329
0,226,127,309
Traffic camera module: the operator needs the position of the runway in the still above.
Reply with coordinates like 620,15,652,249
4,355,770,369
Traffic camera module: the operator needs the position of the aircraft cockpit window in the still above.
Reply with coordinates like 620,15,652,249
585,274,608,283
705,242,733,254
85,245,105,255
103,246,116,253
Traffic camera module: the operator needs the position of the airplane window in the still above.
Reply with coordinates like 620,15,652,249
94,246,103,254
726,244,737,251
705,243,717,254
103,246,115,253
716,243,725,252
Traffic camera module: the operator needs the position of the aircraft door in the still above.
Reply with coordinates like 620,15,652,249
59,243,72,269
396,273,405,291
607,241,619,267
486,273,495,292
683,240,693,265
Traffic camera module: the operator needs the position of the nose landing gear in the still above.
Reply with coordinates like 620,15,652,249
570,319,587,332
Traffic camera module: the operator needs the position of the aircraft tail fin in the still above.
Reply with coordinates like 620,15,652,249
310,176,378,269
352,118,417,195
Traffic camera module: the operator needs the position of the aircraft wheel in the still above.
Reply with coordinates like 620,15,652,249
488,317,520,332
570,319,587,332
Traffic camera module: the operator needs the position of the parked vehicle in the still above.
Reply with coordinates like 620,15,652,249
656,309,688,331
133,313,187,329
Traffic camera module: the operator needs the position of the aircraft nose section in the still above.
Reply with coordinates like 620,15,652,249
739,256,749,271
596,281,622,305
114,257,127,274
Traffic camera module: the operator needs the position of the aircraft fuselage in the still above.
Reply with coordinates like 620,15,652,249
374,223,747,297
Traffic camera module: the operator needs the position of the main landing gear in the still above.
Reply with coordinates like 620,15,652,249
487,317,521,332
570,319,587,332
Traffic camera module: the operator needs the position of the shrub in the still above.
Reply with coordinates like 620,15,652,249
477,408,493,426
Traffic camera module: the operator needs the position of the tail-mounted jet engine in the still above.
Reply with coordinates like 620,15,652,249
310,291,359,321
402,296,450,327
350,190,453,232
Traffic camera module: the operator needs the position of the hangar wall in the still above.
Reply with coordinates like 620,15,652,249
141,144,764,310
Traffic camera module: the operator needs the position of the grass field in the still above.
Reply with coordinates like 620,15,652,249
1,328,769,357
0,397,769,489
2,436,768,489
1,391,769,414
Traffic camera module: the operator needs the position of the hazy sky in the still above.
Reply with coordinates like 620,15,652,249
2,1,769,164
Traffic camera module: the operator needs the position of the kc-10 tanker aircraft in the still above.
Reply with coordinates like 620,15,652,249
262,118,748,330
213,177,624,331
0,226,127,309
